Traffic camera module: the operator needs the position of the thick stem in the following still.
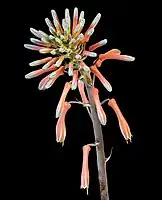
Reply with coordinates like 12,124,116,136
86,86,109,200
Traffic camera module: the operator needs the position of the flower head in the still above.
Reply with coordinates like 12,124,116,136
24,8,135,92
108,98,132,143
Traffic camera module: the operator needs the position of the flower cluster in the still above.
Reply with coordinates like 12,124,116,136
24,7,134,90
24,7,135,195
24,7,134,144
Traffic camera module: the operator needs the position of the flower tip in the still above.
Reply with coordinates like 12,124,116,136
126,138,132,144
24,44,28,49
25,74,30,79
55,112,59,119
108,86,112,92
124,55,135,61
96,13,101,20
100,39,107,45
103,82,112,92
30,27,34,31
86,188,89,195
38,85,43,90
131,56,135,61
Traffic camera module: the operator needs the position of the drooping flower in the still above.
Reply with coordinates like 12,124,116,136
56,102,71,145
80,144,91,195
71,70,78,90
78,80,89,105
108,98,132,143
90,65,112,92
90,87,107,125
56,82,71,118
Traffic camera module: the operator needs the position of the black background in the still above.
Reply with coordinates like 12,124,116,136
10,0,151,199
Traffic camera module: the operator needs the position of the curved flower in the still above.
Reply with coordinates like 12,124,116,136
95,49,135,67
90,87,107,125
56,102,71,145
108,98,132,143
80,144,91,194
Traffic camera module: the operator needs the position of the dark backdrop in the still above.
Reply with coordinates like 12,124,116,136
11,0,150,199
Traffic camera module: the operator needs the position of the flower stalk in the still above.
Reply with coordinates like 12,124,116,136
86,85,109,200
24,7,135,200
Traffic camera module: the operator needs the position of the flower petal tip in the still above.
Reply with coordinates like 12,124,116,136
55,112,59,118
124,56,135,61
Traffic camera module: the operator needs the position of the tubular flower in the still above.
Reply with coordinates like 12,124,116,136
90,65,112,92
80,144,91,195
95,49,135,67
38,65,65,90
90,87,107,125
71,70,78,90
78,80,89,105
56,82,71,118
56,102,71,145
108,98,132,143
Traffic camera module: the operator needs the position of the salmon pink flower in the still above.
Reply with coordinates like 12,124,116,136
90,65,112,92
56,82,71,118
38,65,65,90
71,70,78,90
72,7,78,32
78,80,89,105
56,102,71,145
96,49,135,67
25,65,57,79
90,87,107,125
80,144,91,194
108,98,132,143
89,39,108,51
